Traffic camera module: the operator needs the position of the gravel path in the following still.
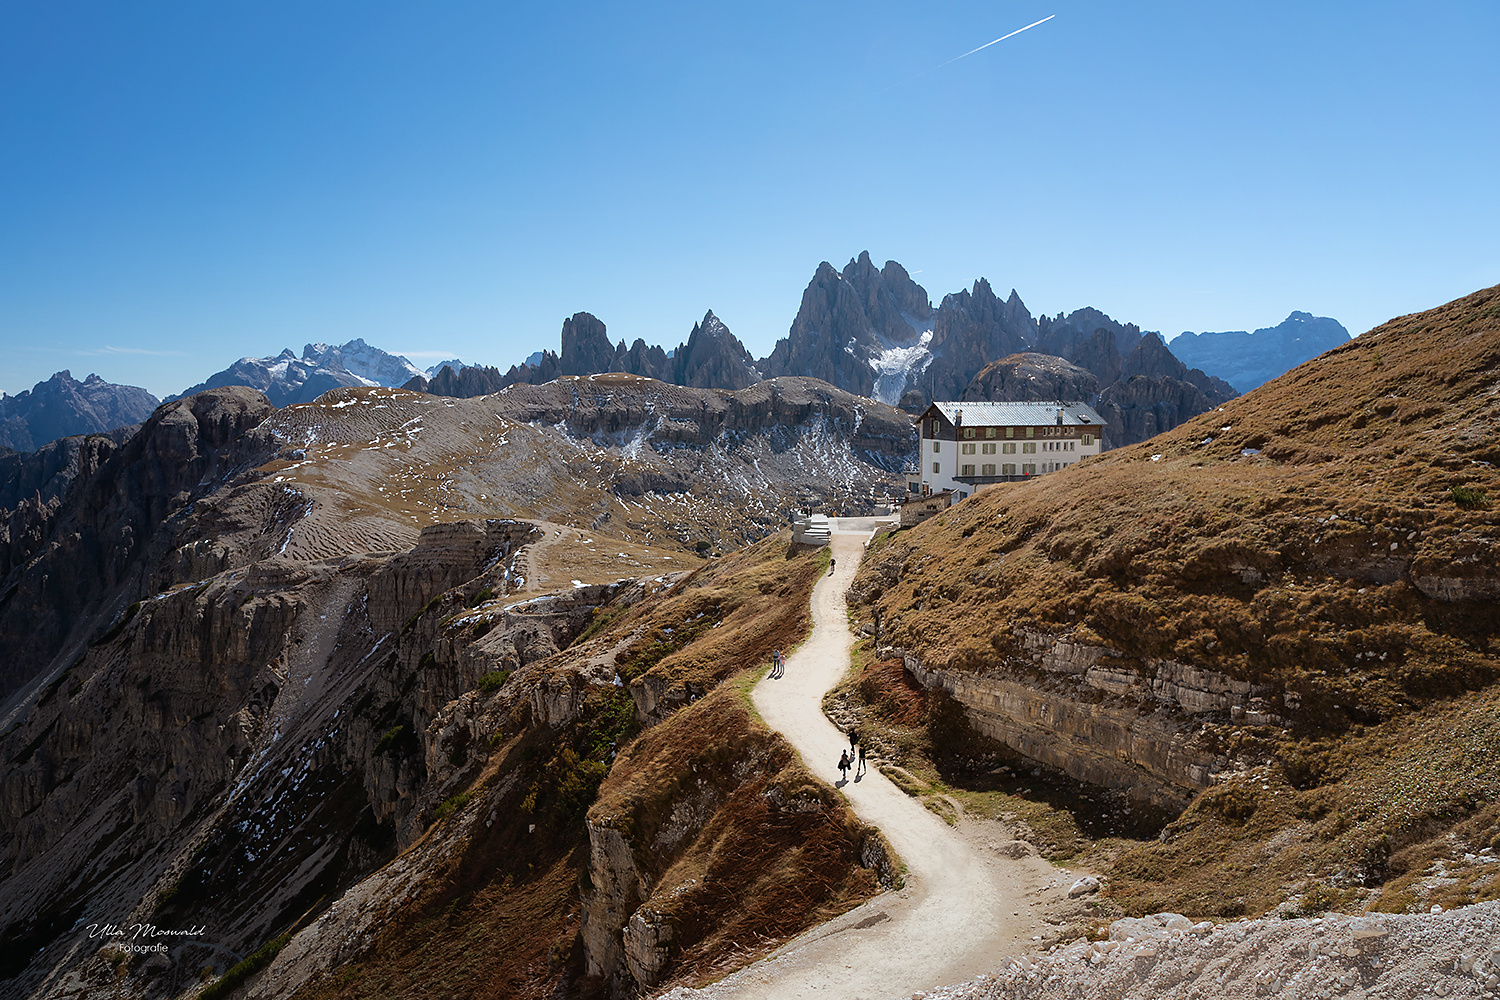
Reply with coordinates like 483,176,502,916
658,531,1072,1000
659,525,1500,1000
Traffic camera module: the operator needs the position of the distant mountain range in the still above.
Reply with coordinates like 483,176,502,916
401,309,762,396
173,338,427,407
0,370,158,453
0,259,1350,455
409,253,1244,447
752,253,1241,447
1169,311,1351,393
408,253,1346,448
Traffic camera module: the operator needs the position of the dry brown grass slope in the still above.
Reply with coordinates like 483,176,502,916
847,283,1500,920
272,536,882,1000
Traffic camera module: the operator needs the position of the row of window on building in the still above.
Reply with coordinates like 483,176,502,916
937,438,1092,456
935,462,1072,476
945,423,1091,441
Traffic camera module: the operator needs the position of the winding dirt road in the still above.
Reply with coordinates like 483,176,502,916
660,529,1074,1000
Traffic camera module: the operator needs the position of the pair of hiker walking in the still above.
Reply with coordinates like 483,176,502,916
837,728,865,783
768,649,786,679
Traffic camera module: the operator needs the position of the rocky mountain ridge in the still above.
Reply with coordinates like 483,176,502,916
174,339,425,407
752,252,1240,447
0,370,159,453
402,309,762,398
1170,310,1351,393
954,329,1238,448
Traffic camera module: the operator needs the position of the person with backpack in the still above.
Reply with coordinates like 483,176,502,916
838,750,851,783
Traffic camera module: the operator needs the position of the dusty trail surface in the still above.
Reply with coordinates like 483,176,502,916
661,529,1070,1000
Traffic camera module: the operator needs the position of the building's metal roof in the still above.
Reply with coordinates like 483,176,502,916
931,401,1105,427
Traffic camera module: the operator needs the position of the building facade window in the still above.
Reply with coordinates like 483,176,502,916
933,441,940,452
961,464,975,476
981,443,996,454
1026,426,1035,438
1023,442,1036,454
1023,463,1036,475
1002,463,1016,475
932,462,940,473
1082,433,1094,446
985,427,996,438
962,443,976,455
982,463,995,475
1006,426,1014,438
1003,443,1016,454
964,428,975,438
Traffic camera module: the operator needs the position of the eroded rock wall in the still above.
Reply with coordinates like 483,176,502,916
883,628,1283,810
0,516,565,996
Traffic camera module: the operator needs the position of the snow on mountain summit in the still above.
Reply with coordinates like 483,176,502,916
175,339,428,407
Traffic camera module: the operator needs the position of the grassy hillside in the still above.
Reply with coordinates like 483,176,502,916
847,283,1500,919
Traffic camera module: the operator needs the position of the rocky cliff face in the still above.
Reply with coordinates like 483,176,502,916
757,254,1240,442
423,310,761,398
0,386,277,701
760,253,936,404
1096,374,1217,448
222,533,866,1000
0,370,159,452
0,518,553,994
672,310,762,390
1170,311,1351,393
924,281,1037,401
1121,331,1237,400
0,370,912,997
957,318,1237,448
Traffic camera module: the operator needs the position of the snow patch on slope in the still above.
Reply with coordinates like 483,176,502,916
870,330,934,405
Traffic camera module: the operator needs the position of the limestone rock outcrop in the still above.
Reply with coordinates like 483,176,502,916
960,353,1100,404
924,280,1037,401
672,310,762,390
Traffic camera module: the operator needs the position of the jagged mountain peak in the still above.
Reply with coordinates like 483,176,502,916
696,309,728,335
176,339,426,407
0,369,160,452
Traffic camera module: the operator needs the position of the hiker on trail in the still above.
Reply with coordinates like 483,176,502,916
838,750,851,782
857,744,866,776
849,728,859,751
829,557,836,575
770,649,784,678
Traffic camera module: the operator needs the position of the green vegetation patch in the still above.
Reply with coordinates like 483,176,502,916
200,932,291,1000
1451,484,1489,509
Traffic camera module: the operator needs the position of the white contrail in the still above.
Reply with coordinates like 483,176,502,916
894,14,1056,87
941,14,1055,67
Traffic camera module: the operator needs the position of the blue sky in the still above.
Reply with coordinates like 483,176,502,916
2,1,1496,399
